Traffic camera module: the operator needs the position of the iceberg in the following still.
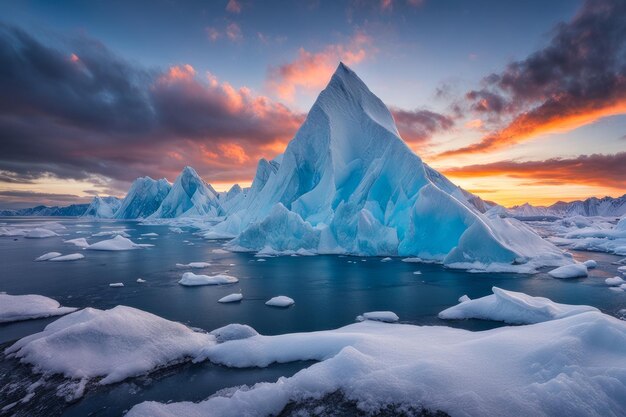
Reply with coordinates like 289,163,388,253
438,287,598,324
0,294,77,323
150,166,223,218
548,263,588,279
81,196,122,218
356,311,399,323
265,296,294,307
114,176,172,219
218,293,243,303
86,235,148,251
64,237,89,248
23,228,58,239
175,262,210,269
207,63,569,272
109,282,124,287
178,272,239,286
34,252,62,261
48,253,85,262
606,276,625,286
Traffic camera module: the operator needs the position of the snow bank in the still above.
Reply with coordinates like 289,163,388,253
86,235,148,251
210,324,258,342
48,253,85,262
128,308,626,417
178,272,239,286
0,294,77,323
265,296,295,307
35,252,62,261
176,262,210,269
5,306,214,385
218,293,243,303
356,311,399,323
438,287,598,324
548,263,588,279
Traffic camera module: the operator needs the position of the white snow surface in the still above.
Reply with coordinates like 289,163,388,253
178,272,239,286
86,235,148,251
206,63,568,273
548,263,588,279
5,306,214,384
48,253,85,262
265,296,295,307
218,293,243,303
0,294,77,323
438,287,598,324
356,311,399,323
210,324,258,342
128,308,626,417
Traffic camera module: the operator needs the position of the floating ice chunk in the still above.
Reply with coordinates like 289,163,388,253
413,271,422,275
87,235,148,251
35,252,62,261
548,263,588,279
91,230,130,238
141,232,159,237
210,324,257,342
619,266,626,274
402,257,422,263
64,237,89,248
49,253,85,262
356,311,399,323
5,306,214,385
257,258,266,262
438,287,598,324
109,283,124,287
606,276,625,286
218,293,243,303
178,272,239,286
136,278,146,283
0,294,77,323
169,227,184,233
583,259,597,269
211,248,230,254
265,296,294,307
458,295,471,303
24,228,58,239
380,257,392,262
176,262,210,269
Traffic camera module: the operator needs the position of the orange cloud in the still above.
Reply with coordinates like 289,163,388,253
267,32,372,101
219,143,249,163
161,64,196,83
70,53,80,63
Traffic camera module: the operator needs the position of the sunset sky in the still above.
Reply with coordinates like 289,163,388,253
1,0,625,209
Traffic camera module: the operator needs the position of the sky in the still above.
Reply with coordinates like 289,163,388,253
0,0,625,209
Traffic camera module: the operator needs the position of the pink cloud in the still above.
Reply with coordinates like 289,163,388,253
226,0,242,13
206,27,221,42
226,22,243,42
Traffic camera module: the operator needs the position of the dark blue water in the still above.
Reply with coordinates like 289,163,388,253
1,217,625,416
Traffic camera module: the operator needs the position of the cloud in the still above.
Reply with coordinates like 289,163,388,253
0,190,92,208
0,24,304,195
443,0,626,157
390,108,454,145
442,152,626,189
267,32,372,101
226,0,242,13
226,22,243,42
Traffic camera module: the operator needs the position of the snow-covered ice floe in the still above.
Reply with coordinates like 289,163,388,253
86,235,151,251
128,305,626,417
4,306,214,385
64,237,89,248
438,287,598,324
265,296,295,308
356,311,399,323
91,229,130,238
34,252,62,261
109,283,124,287
48,253,85,262
0,222,65,238
178,272,239,286
218,293,243,303
548,263,588,279
0,294,77,323
606,277,625,286
175,262,210,269
23,228,59,239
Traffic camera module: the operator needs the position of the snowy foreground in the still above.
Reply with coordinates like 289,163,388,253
4,289,625,417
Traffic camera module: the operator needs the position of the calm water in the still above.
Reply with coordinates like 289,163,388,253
1,217,624,416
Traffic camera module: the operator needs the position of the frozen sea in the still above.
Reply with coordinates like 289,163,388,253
1,217,624,416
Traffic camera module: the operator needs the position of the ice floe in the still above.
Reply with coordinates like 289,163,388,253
86,235,149,251
265,296,295,307
34,252,62,261
175,262,210,269
48,253,85,262
548,263,588,279
210,324,257,342
218,293,243,303
356,311,399,323
178,272,239,286
0,294,77,323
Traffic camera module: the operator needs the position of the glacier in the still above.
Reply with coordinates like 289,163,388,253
205,63,569,272
114,176,172,219
81,196,122,218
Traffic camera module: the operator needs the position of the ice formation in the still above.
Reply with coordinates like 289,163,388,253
0,294,77,323
218,293,243,303
34,252,62,261
175,262,211,269
356,311,399,323
265,296,295,307
178,272,239,286
64,237,89,248
548,263,588,279
210,324,258,342
114,177,172,219
86,235,148,251
81,196,122,218
438,287,598,324
48,253,85,262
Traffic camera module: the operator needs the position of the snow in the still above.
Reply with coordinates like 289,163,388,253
34,252,62,261
86,235,148,251
606,276,625,286
178,272,239,286
218,293,243,303
5,306,214,385
548,263,588,279
584,259,597,268
0,294,77,323
23,228,58,239
204,63,569,273
64,237,89,248
210,324,257,342
438,287,598,324
265,296,294,307
176,262,210,269
109,283,124,287
128,306,626,417
48,253,85,262
356,311,399,323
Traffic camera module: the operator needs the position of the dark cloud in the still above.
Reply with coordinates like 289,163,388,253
445,0,626,157
390,108,454,145
0,190,92,209
442,152,626,189
0,23,304,194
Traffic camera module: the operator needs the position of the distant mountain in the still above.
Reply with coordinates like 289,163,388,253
0,203,89,217
508,194,626,218
82,196,122,218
